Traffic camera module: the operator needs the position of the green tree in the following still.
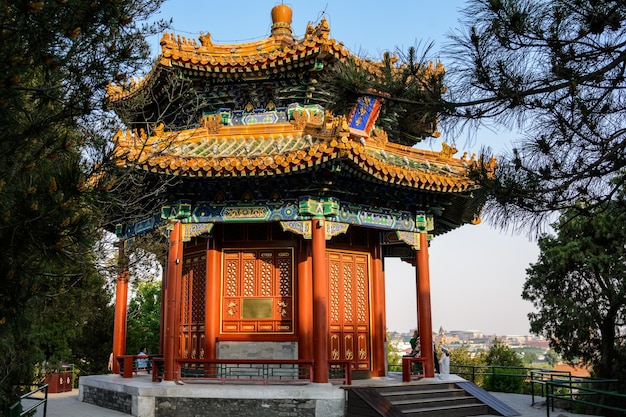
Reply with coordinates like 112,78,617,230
0,0,166,410
484,338,525,393
126,280,161,356
37,267,114,367
324,0,626,228
522,200,626,381
66,273,115,376
450,344,486,368
449,344,487,384
520,351,538,367
321,45,445,147
544,349,560,368
445,0,626,227
485,338,524,368
386,331,403,369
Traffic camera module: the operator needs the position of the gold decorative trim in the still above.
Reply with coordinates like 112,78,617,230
325,221,349,239
396,231,420,251
182,223,213,242
280,220,311,239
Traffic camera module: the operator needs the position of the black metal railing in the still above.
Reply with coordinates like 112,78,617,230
8,384,48,417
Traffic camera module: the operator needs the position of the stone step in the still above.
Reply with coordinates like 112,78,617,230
391,395,479,411
381,387,468,401
374,383,458,393
400,402,491,417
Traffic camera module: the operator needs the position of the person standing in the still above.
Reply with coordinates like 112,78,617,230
137,347,149,372
439,346,450,377
409,330,421,356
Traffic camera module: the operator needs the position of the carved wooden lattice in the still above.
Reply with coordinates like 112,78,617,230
222,249,293,333
328,251,371,371
181,254,207,359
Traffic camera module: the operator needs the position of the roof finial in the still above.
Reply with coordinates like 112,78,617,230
271,3,293,39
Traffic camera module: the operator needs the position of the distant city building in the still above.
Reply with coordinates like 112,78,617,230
388,328,549,362
447,330,484,341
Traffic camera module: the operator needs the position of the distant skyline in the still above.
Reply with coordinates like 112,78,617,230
148,0,542,335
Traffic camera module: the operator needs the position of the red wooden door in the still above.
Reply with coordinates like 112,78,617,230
180,253,206,359
221,249,294,334
328,251,371,372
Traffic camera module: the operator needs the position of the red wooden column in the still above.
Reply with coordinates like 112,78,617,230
112,240,128,374
159,265,165,357
297,240,313,363
371,238,387,377
416,231,435,377
164,221,183,381
312,218,329,383
205,239,220,360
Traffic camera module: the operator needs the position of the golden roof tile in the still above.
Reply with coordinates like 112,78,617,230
108,8,349,102
113,121,488,194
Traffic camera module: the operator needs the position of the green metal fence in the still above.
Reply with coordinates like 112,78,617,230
450,364,566,390
539,374,626,417
442,364,626,417
388,363,402,373
8,384,48,417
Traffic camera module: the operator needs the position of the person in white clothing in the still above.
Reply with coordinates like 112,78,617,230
438,346,450,377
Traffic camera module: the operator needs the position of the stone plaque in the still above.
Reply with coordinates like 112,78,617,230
242,298,273,319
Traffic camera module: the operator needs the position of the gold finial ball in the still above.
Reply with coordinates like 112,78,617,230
271,4,292,25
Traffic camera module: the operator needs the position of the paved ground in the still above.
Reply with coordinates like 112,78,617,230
484,392,597,417
28,389,128,417
34,388,598,417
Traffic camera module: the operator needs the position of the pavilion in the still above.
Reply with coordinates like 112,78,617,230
88,5,493,416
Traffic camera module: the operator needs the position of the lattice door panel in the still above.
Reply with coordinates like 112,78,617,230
328,251,371,371
180,254,206,359
222,249,293,333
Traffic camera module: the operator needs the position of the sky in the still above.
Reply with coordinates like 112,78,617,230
148,1,541,336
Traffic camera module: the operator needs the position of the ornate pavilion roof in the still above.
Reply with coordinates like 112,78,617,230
108,5,491,239
113,110,493,236
114,116,485,194
107,6,352,123
107,4,444,143
107,13,348,103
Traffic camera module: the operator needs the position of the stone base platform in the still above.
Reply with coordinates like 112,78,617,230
79,374,346,417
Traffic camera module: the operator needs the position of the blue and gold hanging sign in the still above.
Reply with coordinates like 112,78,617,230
348,95,383,135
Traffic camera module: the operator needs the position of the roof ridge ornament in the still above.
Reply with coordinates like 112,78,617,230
271,4,293,40
439,142,457,159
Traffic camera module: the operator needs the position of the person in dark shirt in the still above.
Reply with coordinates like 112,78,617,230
409,330,420,356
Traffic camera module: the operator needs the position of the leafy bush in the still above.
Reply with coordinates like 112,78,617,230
483,367,526,393
483,338,526,393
